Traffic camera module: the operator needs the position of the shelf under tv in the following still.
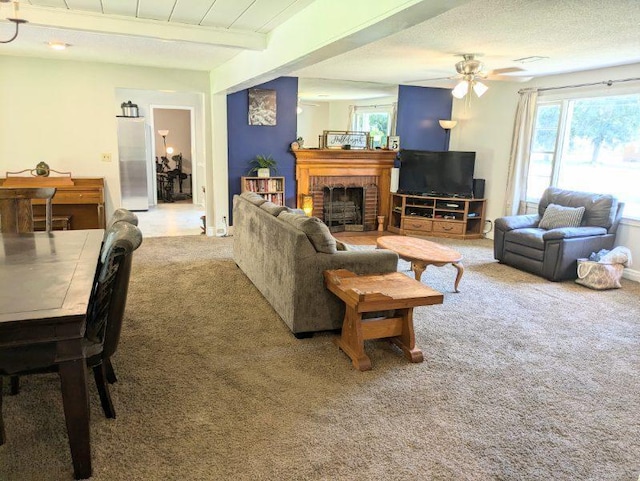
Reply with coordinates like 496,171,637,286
388,193,486,240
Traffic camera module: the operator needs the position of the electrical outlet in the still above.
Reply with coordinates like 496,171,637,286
101,153,112,162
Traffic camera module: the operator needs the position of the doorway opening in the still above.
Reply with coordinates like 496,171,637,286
152,108,194,204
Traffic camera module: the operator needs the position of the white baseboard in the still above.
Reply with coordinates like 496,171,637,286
623,267,640,283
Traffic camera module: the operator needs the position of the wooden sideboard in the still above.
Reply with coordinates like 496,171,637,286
0,177,106,230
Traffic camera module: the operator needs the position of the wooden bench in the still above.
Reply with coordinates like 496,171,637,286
324,269,444,371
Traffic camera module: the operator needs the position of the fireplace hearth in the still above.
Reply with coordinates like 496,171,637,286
323,186,364,232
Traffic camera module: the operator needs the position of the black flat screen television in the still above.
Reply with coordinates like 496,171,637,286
397,149,476,198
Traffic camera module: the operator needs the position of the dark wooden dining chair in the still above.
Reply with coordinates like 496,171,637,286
0,221,143,432
0,187,56,233
100,208,139,385
106,208,139,229
9,208,140,398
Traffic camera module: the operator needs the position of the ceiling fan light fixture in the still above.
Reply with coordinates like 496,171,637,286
473,80,488,97
452,80,469,99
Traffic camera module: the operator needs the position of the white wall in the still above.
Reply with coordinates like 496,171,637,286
450,82,521,229
450,63,640,281
296,102,329,148
0,56,210,216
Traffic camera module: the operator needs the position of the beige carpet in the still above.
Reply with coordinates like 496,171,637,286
1,235,639,481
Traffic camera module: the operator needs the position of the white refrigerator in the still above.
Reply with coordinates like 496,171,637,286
117,117,149,211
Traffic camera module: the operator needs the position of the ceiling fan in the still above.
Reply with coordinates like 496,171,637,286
409,53,532,99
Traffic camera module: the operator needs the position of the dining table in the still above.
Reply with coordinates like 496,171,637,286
0,229,104,480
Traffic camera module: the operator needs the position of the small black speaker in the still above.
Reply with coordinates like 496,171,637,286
473,178,485,199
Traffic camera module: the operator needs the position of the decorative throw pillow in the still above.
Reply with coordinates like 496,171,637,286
260,202,288,216
282,206,306,215
278,212,337,254
240,191,267,206
539,203,585,230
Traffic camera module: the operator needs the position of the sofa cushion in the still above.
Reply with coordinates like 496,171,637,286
240,191,267,206
277,212,337,254
260,201,289,216
539,203,585,229
505,228,546,250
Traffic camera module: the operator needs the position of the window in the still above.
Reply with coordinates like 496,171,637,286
527,93,640,218
350,105,394,148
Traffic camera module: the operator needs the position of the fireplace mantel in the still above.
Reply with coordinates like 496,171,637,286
294,149,397,224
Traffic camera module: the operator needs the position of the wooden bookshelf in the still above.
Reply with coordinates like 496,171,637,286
241,176,285,206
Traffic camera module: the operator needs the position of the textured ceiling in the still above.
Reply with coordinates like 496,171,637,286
1,0,640,98
294,0,640,98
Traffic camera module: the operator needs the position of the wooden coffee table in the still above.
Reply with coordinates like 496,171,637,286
376,235,464,292
324,269,443,371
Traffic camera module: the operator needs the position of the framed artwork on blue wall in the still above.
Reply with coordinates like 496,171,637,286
248,88,277,126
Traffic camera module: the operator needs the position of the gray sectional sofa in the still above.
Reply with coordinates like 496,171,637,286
232,192,398,337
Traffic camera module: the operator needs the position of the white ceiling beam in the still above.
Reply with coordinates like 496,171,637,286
210,0,473,94
17,4,267,50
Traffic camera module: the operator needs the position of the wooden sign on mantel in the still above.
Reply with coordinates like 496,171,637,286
322,130,369,150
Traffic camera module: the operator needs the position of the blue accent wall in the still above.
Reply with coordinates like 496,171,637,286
227,76,298,221
396,85,453,151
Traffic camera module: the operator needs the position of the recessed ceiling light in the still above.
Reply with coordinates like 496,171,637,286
47,41,70,51
318,94,330,98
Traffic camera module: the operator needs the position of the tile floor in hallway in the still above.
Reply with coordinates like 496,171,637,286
134,201,205,237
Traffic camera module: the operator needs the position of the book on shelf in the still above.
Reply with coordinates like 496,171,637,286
244,177,283,193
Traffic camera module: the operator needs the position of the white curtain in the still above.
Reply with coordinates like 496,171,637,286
504,88,539,216
390,102,398,135
348,105,356,130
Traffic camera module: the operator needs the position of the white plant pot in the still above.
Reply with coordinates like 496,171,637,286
257,168,270,178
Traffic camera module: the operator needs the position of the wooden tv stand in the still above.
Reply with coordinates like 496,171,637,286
387,193,486,240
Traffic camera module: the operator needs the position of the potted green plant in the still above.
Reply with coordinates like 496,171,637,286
248,154,278,178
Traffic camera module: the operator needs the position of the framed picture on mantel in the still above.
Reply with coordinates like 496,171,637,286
322,130,369,150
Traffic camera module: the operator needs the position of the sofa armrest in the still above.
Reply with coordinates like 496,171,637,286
495,214,540,232
312,249,399,274
543,226,608,240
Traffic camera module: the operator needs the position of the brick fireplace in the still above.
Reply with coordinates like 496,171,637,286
294,149,397,231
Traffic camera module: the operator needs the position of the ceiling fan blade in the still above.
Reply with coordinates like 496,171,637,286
403,75,457,84
487,74,533,82
487,67,527,75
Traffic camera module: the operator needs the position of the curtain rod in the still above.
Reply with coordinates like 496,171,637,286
519,76,640,94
